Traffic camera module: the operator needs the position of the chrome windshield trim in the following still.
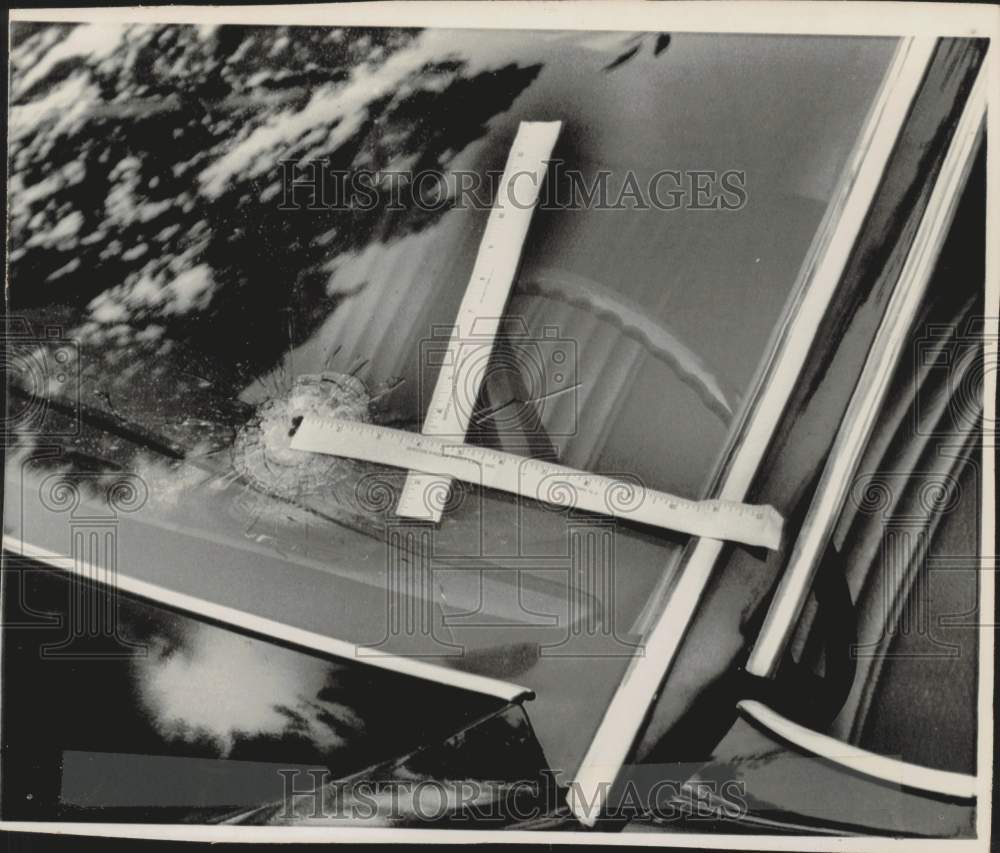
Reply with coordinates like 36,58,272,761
746,54,989,680
737,700,977,801
569,36,938,826
1,534,533,704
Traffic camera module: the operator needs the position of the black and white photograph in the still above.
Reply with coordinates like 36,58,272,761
1,1,997,846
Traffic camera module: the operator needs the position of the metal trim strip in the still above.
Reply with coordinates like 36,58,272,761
1,534,532,703
746,52,989,678
569,36,938,825
737,700,977,800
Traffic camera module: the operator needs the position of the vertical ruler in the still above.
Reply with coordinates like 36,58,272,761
396,120,562,521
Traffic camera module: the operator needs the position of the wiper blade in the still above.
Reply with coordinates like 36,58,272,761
6,382,186,460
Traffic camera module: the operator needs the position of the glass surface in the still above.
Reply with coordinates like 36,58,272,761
5,23,898,774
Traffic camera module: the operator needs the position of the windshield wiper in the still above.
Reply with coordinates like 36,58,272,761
7,383,186,460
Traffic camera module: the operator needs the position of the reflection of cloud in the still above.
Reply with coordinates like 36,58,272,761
197,28,481,199
14,23,127,98
9,74,100,143
162,263,216,315
85,260,216,331
9,160,85,225
198,39,425,197
133,621,361,756
25,210,83,249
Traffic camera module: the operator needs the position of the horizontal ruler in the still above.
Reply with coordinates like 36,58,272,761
291,417,784,550
397,120,563,523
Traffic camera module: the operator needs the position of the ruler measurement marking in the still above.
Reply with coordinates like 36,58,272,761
292,417,783,550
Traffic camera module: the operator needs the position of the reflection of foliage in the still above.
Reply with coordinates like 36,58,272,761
8,23,541,462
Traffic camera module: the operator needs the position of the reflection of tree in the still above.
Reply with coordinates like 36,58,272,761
9,23,542,462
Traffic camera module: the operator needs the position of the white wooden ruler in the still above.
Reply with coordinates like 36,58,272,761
397,120,563,521
291,417,784,550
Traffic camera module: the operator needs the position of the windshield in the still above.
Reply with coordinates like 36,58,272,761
6,23,897,775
